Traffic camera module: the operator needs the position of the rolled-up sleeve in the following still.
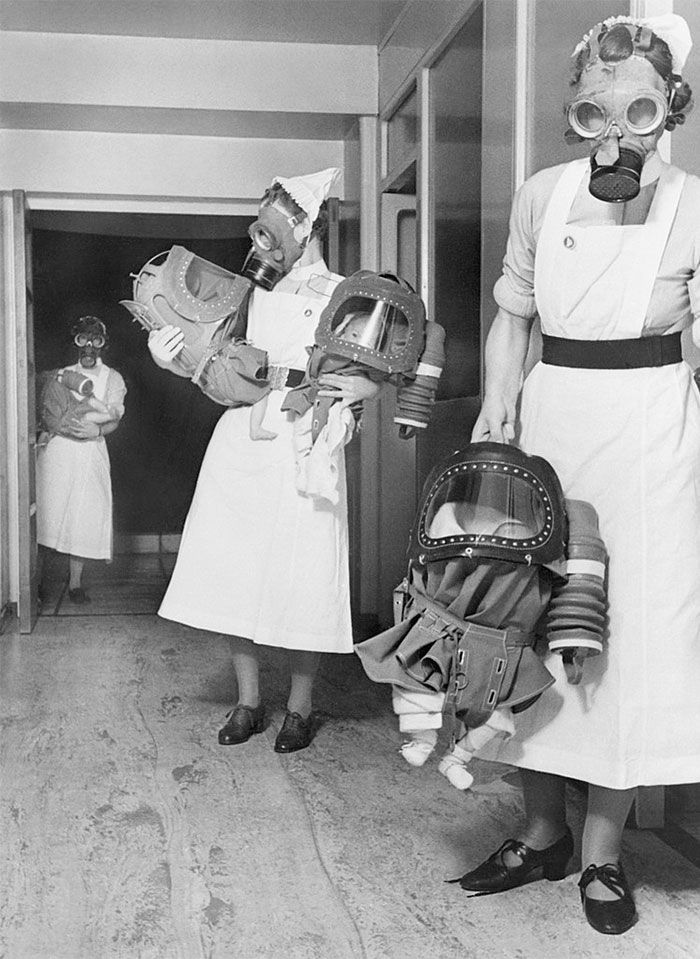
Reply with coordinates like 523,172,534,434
493,165,563,320
105,370,127,420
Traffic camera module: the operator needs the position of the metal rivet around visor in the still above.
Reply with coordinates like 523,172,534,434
564,236,575,249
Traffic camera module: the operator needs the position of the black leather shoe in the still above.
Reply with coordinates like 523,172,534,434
578,862,637,935
218,704,265,745
274,711,315,753
451,827,573,894
68,587,90,604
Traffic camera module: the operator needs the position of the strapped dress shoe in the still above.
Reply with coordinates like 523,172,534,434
68,587,90,604
274,711,315,753
578,862,638,935
452,826,573,894
218,703,265,745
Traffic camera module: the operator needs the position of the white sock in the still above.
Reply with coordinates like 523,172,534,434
399,728,438,767
438,748,475,790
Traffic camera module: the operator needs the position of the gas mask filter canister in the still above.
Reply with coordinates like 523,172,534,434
589,147,644,202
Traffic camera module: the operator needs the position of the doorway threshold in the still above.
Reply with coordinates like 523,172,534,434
39,552,175,617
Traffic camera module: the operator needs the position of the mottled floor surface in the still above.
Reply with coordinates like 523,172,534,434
2,600,700,957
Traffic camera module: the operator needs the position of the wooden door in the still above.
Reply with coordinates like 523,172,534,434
1,190,38,633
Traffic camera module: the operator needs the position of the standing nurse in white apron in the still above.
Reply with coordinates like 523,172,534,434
149,170,381,754
465,15,700,936
37,317,126,604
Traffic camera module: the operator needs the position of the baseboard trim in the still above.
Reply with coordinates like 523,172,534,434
114,534,181,554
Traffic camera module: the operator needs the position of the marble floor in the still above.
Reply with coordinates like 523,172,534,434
2,567,700,958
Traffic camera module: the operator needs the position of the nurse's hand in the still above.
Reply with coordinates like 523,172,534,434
471,396,515,444
148,325,185,368
317,373,383,409
66,421,101,440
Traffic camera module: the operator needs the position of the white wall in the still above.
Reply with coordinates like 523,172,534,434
0,130,345,204
0,29,377,204
0,31,376,114
0,18,378,616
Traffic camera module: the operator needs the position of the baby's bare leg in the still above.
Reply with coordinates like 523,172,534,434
249,396,277,440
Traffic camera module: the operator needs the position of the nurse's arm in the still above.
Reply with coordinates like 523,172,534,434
471,308,534,443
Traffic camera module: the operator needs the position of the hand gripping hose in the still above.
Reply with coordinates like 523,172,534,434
546,498,608,685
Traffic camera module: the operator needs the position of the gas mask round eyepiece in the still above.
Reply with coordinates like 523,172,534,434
73,332,106,350
567,90,668,140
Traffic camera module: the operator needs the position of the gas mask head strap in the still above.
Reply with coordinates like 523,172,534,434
584,24,671,92
261,189,312,244
269,200,306,229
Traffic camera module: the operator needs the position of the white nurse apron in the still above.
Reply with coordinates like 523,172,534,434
484,159,700,788
159,282,354,654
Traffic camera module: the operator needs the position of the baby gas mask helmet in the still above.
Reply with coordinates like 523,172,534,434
410,444,609,690
315,270,425,375
355,443,609,737
567,15,693,203
412,443,568,571
72,316,107,370
242,167,339,290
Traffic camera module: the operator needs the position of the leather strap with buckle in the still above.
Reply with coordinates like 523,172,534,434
267,365,305,390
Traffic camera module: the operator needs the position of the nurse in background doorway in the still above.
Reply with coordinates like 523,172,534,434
36,317,126,604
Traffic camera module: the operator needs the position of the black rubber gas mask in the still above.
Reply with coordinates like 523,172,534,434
567,58,669,202
242,198,310,291
72,316,107,370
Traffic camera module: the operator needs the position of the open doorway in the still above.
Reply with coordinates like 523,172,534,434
32,211,250,615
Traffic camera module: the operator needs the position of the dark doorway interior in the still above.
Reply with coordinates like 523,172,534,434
32,213,250,538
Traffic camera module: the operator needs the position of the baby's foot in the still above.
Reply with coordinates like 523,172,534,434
438,752,474,790
399,738,436,767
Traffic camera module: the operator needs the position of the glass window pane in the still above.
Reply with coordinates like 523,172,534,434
387,88,418,174
430,4,483,399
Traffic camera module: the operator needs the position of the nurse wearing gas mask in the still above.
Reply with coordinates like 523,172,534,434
37,317,126,603
150,169,380,754
467,15,700,935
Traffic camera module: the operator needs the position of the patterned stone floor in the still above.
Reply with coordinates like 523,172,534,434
1,611,700,959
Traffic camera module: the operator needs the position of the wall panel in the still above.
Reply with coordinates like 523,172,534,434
0,130,344,202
